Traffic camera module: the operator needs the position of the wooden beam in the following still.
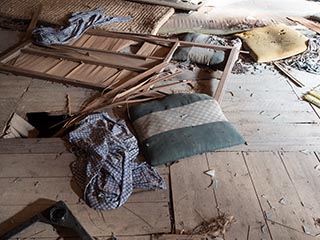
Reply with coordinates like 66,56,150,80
274,62,304,88
21,45,149,72
214,44,241,103
130,0,202,11
0,64,105,90
164,41,180,63
87,30,249,53
53,44,164,61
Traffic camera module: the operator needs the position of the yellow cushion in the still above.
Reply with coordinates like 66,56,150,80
236,24,308,62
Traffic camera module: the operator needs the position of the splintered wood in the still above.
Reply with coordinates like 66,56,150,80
0,31,240,130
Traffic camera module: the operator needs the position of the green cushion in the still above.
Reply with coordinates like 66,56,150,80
129,93,244,166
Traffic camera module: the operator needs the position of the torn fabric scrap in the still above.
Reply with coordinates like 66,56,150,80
285,36,320,74
32,8,131,46
67,112,166,210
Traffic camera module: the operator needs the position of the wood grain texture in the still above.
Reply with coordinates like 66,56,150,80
170,154,218,232
0,73,32,134
244,152,319,238
280,151,320,235
206,152,271,240
0,203,170,237
0,138,67,154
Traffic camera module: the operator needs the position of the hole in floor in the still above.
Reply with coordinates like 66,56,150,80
27,112,71,137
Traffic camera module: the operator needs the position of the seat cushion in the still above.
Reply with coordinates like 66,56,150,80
237,24,308,62
129,93,245,166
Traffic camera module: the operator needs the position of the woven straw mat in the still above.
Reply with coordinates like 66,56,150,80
0,0,174,34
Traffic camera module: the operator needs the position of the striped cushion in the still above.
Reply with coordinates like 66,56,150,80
129,93,244,166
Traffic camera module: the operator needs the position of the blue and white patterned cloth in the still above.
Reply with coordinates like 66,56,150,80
67,113,166,210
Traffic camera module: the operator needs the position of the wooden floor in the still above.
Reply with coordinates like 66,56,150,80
0,35,320,239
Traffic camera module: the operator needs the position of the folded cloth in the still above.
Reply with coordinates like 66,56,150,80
67,112,166,210
32,8,131,46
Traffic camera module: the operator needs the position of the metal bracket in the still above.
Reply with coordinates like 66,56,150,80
0,201,93,240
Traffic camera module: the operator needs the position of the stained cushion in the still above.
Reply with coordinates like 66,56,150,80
129,93,244,166
172,33,225,66
236,24,308,62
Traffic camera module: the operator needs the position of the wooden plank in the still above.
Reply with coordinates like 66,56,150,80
244,152,319,238
206,152,271,240
230,123,320,151
15,77,96,116
0,176,168,204
0,203,170,237
214,45,240,103
0,64,105,90
280,152,320,231
224,110,319,124
87,30,246,52
6,232,151,240
0,74,32,135
274,62,305,88
170,154,218,232
0,153,74,177
288,16,320,34
22,4,42,41
0,138,67,154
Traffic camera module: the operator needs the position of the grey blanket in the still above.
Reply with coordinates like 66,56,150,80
32,8,131,46
68,113,166,210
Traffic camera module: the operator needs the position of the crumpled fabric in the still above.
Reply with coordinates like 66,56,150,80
32,8,131,46
67,113,166,210
285,36,320,75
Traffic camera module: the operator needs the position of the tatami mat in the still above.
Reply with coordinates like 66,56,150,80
0,0,174,34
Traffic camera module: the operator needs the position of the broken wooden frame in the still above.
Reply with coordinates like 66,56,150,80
0,31,241,104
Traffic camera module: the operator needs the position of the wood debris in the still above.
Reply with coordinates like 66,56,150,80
191,214,235,238
278,197,287,206
2,113,38,138
204,169,216,177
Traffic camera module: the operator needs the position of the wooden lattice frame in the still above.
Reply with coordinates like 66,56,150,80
0,30,241,103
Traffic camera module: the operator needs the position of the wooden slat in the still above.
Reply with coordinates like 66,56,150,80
130,0,202,11
56,44,163,61
22,4,42,41
214,45,240,103
14,53,61,72
244,152,319,238
170,155,218,232
0,176,168,205
22,46,149,72
87,30,247,52
0,64,105,90
206,152,271,239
